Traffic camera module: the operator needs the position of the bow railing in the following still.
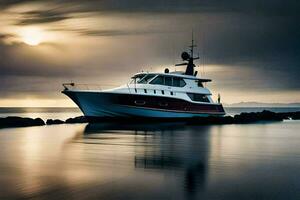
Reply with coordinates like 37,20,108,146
62,83,118,91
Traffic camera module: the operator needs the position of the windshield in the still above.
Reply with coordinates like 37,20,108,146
138,74,156,84
130,74,146,84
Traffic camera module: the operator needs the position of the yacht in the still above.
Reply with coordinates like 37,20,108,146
62,39,225,119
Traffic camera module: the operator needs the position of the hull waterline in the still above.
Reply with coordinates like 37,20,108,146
62,90,225,119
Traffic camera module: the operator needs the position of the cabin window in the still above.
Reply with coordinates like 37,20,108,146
179,79,186,87
150,76,164,85
138,74,156,84
144,89,147,93
165,77,172,86
154,90,156,94
173,77,180,87
161,90,165,95
187,93,210,102
131,74,146,84
170,91,174,95
150,76,186,87
173,77,186,87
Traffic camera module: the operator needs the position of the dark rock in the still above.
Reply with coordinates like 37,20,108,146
188,116,234,125
0,117,45,129
34,118,45,125
233,110,284,124
46,119,64,125
188,110,288,125
277,111,300,120
0,110,299,129
65,116,88,124
291,112,300,120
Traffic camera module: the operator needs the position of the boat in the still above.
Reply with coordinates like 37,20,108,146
62,38,225,119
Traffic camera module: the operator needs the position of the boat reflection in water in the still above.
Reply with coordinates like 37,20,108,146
1,121,300,200
84,122,211,197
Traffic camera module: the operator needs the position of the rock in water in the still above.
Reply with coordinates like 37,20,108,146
234,110,284,123
188,110,287,125
65,116,88,124
0,110,299,129
46,119,64,125
0,117,45,128
291,112,300,120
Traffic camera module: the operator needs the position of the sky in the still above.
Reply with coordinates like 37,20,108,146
0,0,299,107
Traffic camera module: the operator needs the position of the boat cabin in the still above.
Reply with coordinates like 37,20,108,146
131,72,211,88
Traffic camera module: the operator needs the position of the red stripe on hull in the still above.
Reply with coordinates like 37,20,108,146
112,93,225,115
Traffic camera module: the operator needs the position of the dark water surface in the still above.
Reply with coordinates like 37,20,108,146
0,120,300,200
0,107,81,120
0,107,299,120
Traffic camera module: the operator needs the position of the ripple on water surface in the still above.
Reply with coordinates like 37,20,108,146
0,121,300,200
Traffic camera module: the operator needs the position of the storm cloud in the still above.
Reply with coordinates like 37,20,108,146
15,10,71,25
0,0,299,104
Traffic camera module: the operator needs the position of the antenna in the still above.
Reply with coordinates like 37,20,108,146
175,31,199,76
189,31,196,59
202,30,205,77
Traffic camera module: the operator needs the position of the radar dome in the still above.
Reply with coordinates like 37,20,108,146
181,52,190,61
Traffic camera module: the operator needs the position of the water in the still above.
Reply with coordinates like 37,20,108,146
0,108,300,199
0,107,81,121
0,107,299,121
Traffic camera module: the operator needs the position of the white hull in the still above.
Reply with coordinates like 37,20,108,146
63,91,224,118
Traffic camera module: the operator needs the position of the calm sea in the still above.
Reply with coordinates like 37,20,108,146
0,107,299,199
0,107,299,120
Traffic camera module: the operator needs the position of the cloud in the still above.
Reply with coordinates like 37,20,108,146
0,0,35,9
15,9,70,25
0,0,299,103
0,33,13,39
3,1,300,19
47,27,168,37
43,0,299,16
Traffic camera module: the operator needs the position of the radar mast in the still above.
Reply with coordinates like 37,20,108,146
175,33,199,76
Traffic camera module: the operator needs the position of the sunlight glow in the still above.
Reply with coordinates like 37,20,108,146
0,98,77,107
21,28,43,46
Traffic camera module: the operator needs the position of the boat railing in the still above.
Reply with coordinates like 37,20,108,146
62,82,117,91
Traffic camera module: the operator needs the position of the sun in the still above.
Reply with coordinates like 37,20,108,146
21,28,43,46
23,36,41,46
